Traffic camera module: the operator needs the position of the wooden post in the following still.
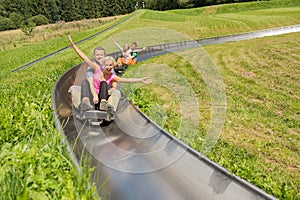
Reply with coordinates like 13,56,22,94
2,43,5,51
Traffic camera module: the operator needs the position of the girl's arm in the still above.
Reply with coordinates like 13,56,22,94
68,35,99,72
114,76,152,84
111,81,118,90
108,81,118,95
111,38,124,55
87,77,99,103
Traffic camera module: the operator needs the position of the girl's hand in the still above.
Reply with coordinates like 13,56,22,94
93,93,99,104
141,77,152,84
108,87,116,95
68,35,74,45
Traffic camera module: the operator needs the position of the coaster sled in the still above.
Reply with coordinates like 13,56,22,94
77,106,114,126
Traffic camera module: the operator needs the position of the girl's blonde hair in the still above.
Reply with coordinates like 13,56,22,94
100,56,117,67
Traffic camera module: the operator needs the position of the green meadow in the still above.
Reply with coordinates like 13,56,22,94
127,32,300,200
0,0,299,199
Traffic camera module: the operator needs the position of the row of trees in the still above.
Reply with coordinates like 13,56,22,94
144,0,182,10
186,0,257,8
0,0,137,31
143,0,256,11
0,0,258,31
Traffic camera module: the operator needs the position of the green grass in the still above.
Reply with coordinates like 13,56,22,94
0,50,99,199
128,32,300,199
2,5,300,75
1,1,300,199
0,14,131,73
134,6,300,39
141,10,186,22
207,33,300,199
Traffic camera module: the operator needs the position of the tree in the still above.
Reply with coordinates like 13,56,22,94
188,0,203,7
146,0,180,10
0,17,15,31
59,0,80,21
29,14,48,26
45,0,60,23
21,21,35,36
9,12,24,28
0,3,7,17
0,0,26,17
0,0,141,31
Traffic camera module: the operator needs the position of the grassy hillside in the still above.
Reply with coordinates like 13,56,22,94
0,1,299,199
205,33,299,199
136,7,300,39
128,32,299,199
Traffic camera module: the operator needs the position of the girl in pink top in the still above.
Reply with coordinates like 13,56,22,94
68,35,152,111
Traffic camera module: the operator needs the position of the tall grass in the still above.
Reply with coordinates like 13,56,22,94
0,15,125,51
0,40,100,199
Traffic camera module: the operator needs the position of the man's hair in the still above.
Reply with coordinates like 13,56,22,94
93,46,105,54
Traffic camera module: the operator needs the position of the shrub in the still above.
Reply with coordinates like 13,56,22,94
9,12,24,28
29,14,49,26
0,17,16,31
21,21,35,36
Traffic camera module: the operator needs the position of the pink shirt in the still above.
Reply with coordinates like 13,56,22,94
94,70,115,94
93,67,102,94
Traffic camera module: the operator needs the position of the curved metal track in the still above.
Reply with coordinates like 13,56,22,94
51,25,300,199
52,65,275,200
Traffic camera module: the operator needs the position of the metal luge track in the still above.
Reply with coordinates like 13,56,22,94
52,64,276,200
51,25,300,200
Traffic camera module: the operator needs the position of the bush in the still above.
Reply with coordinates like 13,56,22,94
146,0,181,10
21,21,35,36
9,12,24,28
0,17,16,31
29,14,49,26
